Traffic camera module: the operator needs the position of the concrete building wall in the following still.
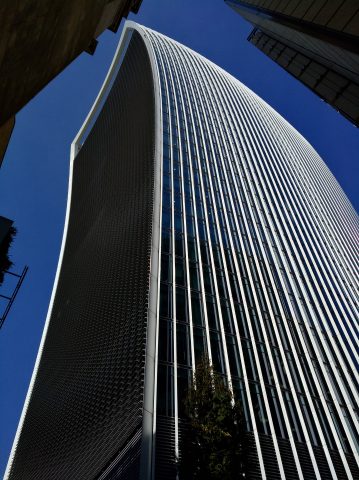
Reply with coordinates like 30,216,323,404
249,28,359,125
0,0,142,127
227,0,359,36
226,0,359,125
0,0,142,164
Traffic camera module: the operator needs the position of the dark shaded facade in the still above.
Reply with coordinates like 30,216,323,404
6,22,359,480
226,0,359,126
0,0,142,165
5,29,156,480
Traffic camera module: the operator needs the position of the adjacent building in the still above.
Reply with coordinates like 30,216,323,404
0,0,142,165
5,21,359,480
226,0,359,126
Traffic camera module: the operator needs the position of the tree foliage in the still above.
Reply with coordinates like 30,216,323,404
178,357,251,479
0,226,16,286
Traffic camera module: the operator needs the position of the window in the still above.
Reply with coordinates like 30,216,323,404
160,283,172,318
158,319,173,362
157,364,175,417
210,331,224,373
191,292,203,326
193,327,206,361
226,335,241,378
177,323,190,366
160,254,171,283
206,295,218,330
176,287,188,322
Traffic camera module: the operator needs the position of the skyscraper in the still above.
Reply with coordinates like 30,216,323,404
5,21,359,480
226,0,359,126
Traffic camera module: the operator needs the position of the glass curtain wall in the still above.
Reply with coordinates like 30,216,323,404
144,26,359,480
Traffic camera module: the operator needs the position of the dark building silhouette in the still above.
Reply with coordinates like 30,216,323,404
226,0,359,126
0,0,142,165
5,22,359,480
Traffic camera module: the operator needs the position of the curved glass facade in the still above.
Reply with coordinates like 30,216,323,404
6,22,358,480
144,25,358,480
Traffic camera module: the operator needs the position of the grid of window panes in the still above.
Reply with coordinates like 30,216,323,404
145,27,358,480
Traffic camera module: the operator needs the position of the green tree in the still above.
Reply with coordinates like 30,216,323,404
0,225,16,286
178,357,251,479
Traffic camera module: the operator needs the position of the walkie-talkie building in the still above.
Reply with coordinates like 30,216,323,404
6,21,359,480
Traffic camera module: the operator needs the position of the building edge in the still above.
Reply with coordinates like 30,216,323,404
3,125,75,480
134,24,163,480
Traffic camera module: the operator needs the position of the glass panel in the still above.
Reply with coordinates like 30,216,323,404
199,240,209,263
162,208,171,230
191,292,203,326
174,233,184,257
176,286,187,322
232,378,252,431
226,334,241,378
161,232,171,255
174,210,182,231
177,367,191,417
202,264,214,295
177,323,190,366
206,295,218,330
157,363,175,417
163,174,171,192
158,319,173,363
210,331,224,373
249,381,269,435
193,327,206,362
189,263,199,291
159,283,172,319
175,258,186,286
187,237,197,262
160,254,171,283
221,299,233,333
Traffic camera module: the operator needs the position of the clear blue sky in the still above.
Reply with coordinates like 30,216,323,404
0,0,358,475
